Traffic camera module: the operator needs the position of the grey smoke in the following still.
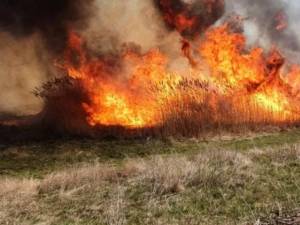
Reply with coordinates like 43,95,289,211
0,0,95,116
1,0,300,117
226,0,300,62
0,33,47,115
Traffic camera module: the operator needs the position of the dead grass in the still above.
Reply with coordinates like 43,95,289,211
0,178,39,225
103,186,127,225
251,144,300,163
39,163,118,193
0,143,300,224
128,150,253,194
3,150,252,196
32,77,300,138
159,82,300,137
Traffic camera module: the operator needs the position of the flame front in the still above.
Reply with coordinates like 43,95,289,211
58,24,300,129
60,33,181,127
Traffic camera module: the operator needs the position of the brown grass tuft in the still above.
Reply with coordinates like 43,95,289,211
0,178,39,225
39,163,118,193
129,150,253,194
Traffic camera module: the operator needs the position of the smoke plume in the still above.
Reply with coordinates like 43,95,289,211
0,0,95,116
153,0,225,38
5,0,300,119
226,0,300,60
0,0,95,53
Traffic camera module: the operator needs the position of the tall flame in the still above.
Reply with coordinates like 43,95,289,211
57,24,300,129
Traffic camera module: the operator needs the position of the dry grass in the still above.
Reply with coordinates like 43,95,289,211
158,81,300,137
128,150,252,194
3,150,251,196
251,144,300,163
0,144,299,224
0,178,39,225
39,163,118,193
34,77,300,138
0,150,253,224
103,186,127,225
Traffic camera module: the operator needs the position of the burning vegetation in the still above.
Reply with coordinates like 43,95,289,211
2,0,300,138
44,23,300,137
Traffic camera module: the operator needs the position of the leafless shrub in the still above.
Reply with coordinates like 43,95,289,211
35,77,92,135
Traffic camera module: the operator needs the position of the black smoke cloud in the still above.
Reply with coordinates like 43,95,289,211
0,0,94,54
153,0,225,38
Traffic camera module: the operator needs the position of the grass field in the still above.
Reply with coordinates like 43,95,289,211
1,129,300,224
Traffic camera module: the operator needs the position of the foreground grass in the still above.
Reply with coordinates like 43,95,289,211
1,129,300,224
1,128,300,178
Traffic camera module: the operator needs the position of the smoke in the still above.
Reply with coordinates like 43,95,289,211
226,0,300,61
82,0,166,54
0,0,95,116
0,32,50,116
3,0,300,118
75,0,193,74
153,0,225,38
0,0,95,53
0,0,225,117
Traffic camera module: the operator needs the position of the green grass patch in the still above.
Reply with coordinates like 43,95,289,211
2,129,300,178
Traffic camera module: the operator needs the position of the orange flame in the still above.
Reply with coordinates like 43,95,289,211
58,24,300,128
59,34,181,127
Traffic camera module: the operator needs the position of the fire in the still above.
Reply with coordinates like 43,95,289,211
58,23,300,129
59,34,181,127
154,0,224,37
200,25,265,92
174,14,198,33
253,90,290,115
83,92,147,127
199,25,299,122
